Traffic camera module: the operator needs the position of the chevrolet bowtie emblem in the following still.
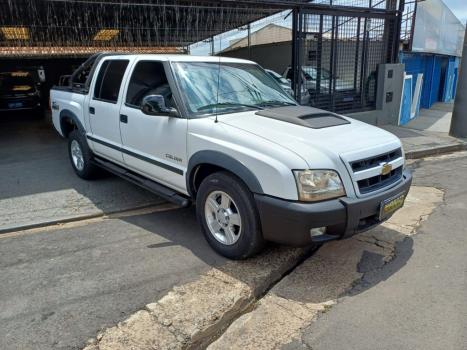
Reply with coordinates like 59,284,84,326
381,163,392,176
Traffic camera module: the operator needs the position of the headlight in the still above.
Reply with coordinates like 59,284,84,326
293,170,345,202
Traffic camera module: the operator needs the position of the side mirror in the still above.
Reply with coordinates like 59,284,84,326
141,95,179,117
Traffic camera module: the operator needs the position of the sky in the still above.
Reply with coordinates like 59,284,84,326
443,0,467,24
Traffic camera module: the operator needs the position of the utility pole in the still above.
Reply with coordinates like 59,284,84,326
450,25,467,138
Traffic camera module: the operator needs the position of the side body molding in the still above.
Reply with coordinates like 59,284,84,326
187,150,264,196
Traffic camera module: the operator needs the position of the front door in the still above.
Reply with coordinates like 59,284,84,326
88,59,129,164
119,60,187,193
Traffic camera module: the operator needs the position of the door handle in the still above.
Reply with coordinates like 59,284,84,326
120,114,128,123
89,106,95,114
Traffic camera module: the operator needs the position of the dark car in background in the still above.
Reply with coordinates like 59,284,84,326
0,71,42,114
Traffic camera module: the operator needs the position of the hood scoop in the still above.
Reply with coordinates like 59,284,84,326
255,106,350,129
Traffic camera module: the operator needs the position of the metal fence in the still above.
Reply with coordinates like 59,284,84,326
291,1,400,113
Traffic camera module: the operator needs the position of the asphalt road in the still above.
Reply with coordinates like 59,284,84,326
0,114,161,232
294,152,467,350
0,206,226,350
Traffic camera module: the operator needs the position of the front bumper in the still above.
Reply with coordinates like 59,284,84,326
255,169,412,246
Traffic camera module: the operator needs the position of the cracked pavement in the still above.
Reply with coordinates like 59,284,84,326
82,182,445,350
208,186,444,350
282,153,467,350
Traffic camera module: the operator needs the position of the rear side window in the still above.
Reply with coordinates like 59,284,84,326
94,60,129,103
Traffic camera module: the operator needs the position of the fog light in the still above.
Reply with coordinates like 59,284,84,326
310,227,326,237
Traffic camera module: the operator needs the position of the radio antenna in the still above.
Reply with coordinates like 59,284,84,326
215,51,221,123
215,10,225,124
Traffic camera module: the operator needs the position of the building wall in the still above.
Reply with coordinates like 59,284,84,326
221,41,292,75
222,39,385,85
304,40,385,88
227,24,292,51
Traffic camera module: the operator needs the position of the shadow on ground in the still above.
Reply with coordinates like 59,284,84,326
0,113,163,231
122,203,414,303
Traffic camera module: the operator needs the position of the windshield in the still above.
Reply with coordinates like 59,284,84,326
0,74,35,94
171,62,296,117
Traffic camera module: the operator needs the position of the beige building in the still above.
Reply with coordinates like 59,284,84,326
223,23,292,52
221,24,292,74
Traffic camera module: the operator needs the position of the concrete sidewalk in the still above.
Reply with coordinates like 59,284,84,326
404,102,454,133
381,102,467,159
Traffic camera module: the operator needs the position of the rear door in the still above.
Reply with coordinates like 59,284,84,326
87,58,130,164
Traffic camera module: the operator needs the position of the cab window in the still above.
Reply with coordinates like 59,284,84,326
94,60,129,103
125,61,174,109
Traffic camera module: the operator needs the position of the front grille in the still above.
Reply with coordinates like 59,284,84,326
349,148,404,195
357,167,403,194
351,148,402,172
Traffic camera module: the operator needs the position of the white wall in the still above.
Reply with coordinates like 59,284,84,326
412,0,465,57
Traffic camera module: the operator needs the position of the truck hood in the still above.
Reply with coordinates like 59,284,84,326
218,106,401,168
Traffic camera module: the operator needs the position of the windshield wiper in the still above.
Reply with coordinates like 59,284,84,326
197,102,264,112
256,100,296,108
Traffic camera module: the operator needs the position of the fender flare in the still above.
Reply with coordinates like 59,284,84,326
187,150,264,196
59,109,85,136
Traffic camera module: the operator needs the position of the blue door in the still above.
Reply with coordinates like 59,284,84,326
442,58,455,102
399,75,413,125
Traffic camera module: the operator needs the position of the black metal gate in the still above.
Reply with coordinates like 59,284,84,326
291,1,401,113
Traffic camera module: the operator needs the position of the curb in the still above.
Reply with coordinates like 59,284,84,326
405,143,467,160
83,246,316,350
0,203,170,235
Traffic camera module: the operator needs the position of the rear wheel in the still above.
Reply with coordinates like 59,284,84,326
68,130,99,179
196,172,265,259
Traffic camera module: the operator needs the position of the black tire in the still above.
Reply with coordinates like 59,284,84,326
196,171,265,259
68,130,99,180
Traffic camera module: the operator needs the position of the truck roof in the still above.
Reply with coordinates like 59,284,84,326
98,54,256,65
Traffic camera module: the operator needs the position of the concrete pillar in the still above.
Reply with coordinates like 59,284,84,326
449,25,467,138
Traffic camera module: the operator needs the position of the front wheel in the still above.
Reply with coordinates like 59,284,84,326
196,172,265,259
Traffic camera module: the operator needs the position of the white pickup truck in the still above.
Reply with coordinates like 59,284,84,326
51,53,411,259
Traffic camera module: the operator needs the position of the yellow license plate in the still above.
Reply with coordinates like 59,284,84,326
379,192,406,220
